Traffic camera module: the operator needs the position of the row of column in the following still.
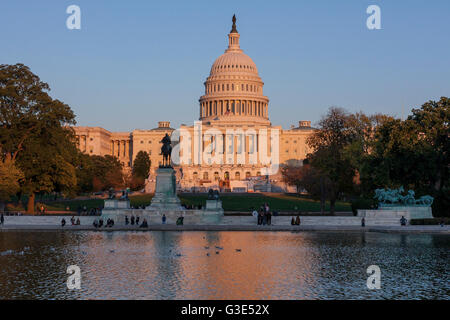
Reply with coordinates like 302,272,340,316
111,140,130,158
76,135,87,152
200,100,268,118
205,83,260,94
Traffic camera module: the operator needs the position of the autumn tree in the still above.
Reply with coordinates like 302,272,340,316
75,154,125,192
0,157,24,210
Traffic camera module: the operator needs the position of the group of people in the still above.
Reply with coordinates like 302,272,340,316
77,206,101,216
70,216,80,225
253,203,273,226
291,216,301,225
181,204,202,210
93,218,114,228
125,215,149,228
125,215,140,225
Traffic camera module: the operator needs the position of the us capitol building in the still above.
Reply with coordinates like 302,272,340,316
74,16,314,192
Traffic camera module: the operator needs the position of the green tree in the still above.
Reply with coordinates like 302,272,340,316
132,151,151,179
0,64,78,213
306,107,356,213
130,151,150,190
363,97,449,216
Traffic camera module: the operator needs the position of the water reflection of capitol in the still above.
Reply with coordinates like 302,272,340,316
74,16,314,192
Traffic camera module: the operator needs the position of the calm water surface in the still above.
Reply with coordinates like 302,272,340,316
0,231,448,299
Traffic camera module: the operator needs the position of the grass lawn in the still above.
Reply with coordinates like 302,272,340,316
130,193,351,212
11,193,351,213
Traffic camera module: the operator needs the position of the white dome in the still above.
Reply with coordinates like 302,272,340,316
210,51,259,76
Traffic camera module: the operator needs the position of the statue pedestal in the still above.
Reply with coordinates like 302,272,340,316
101,199,130,223
205,199,224,212
146,167,182,210
358,206,433,221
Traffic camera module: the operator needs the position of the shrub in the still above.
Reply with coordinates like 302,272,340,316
350,198,377,216
410,218,450,225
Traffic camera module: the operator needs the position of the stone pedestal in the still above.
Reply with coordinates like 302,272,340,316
205,199,224,213
101,199,130,223
358,206,433,220
146,167,182,210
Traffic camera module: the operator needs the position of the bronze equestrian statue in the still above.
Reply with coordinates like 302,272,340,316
160,133,172,167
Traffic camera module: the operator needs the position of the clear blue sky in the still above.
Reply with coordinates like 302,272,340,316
1,0,449,131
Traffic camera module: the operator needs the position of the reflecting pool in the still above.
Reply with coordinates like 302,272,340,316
0,231,448,299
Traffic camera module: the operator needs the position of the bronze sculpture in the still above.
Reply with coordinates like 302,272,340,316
160,133,172,167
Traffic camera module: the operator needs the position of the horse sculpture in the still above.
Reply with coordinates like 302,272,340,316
160,133,172,167
374,186,433,207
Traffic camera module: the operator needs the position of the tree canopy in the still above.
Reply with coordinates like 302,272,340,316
0,64,78,212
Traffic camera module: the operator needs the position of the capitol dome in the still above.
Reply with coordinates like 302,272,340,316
199,15,270,126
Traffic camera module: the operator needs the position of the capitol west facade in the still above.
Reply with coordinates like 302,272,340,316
74,17,314,192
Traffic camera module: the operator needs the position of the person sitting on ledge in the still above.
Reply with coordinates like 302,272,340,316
162,214,166,224
61,218,66,227
361,217,366,227
295,216,301,225
98,219,104,228
176,216,184,226
140,219,148,228
125,216,129,225
130,216,135,225
136,216,140,226
400,216,407,226
76,218,80,225
291,217,295,225
109,219,115,227
93,219,98,228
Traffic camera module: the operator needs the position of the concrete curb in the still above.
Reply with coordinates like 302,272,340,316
1,224,449,234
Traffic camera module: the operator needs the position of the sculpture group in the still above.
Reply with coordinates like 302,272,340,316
374,187,433,207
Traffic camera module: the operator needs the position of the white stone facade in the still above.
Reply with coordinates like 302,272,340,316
73,18,314,191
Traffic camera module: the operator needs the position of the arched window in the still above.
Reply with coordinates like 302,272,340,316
246,172,251,179
256,171,261,176
193,172,198,180
214,172,219,180
224,172,230,180
235,172,240,180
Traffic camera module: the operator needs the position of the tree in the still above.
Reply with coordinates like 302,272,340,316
306,107,357,213
131,151,150,190
0,156,24,210
0,64,78,213
362,97,450,216
75,154,125,192
133,151,151,180
282,162,332,213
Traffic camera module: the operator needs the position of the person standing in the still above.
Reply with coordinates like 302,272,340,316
162,214,166,224
267,210,272,225
361,217,366,227
0,213,4,226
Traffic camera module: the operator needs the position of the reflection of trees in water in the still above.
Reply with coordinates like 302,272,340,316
0,232,82,299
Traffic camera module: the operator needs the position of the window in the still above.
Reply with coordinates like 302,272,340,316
214,172,219,180
235,172,240,180
246,172,251,179
203,172,209,180
193,172,198,180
